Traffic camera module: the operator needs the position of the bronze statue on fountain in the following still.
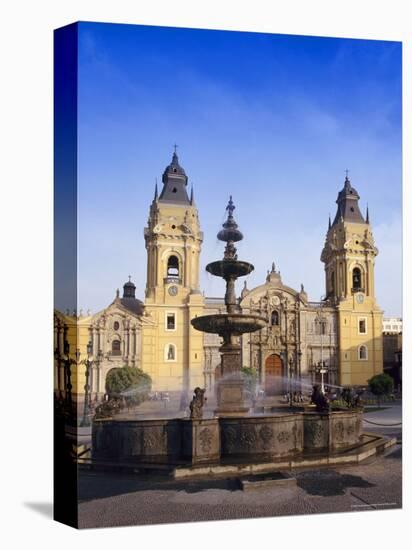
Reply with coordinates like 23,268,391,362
189,387,207,419
191,197,267,416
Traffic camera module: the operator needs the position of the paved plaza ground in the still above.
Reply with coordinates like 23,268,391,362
77,402,402,529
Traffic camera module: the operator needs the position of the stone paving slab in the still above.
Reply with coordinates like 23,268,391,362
77,443,402,529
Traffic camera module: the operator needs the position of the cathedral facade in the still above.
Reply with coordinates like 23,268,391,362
54,153,383,401
139,153,383,393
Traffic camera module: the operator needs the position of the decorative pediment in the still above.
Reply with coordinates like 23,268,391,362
240,281,298,311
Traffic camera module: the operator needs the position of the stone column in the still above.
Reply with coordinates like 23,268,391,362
100,328,105,355
215,338,249,416
97,365,103,395
59,326,64,356
89,363,94,395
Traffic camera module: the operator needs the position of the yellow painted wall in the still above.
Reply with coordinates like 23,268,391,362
322,218,383,386
142,198,205,392
54,312,93,397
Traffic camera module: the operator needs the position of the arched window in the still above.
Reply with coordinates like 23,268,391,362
165,343,176,361
330,271,335,295
271,310,279,326
167,255,179,277
358,345,367,360
111,339,121,356
352,267,362,290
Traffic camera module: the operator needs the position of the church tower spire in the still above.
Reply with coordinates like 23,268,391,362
158,147,190,204
142,150,205,395
331,172,365,227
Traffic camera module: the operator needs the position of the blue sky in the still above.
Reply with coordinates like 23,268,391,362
76,22,402,316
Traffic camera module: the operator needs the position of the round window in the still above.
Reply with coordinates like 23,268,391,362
114,321,119,331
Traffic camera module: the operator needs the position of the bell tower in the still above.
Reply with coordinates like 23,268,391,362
142,150,205,394
321,174,383,386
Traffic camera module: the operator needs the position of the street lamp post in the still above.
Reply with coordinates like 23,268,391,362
80,341,93,427
318,361,328,394
318,295,328,395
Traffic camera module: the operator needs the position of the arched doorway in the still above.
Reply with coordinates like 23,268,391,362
264,354,284,395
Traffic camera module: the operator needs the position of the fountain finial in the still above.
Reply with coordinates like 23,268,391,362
226,195,235,218
217,196,244,260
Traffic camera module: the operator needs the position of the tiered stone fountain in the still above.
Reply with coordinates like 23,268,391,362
191,196,266,415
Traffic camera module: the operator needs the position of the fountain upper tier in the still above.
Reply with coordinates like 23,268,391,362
191,313,266,337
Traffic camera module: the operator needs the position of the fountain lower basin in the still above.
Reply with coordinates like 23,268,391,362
206,260,254,278
92,409,365,468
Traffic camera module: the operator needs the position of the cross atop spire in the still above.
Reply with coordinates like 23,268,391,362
344,169,351,189
173,143,178,154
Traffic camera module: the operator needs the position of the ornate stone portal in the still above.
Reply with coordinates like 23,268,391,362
191,197,266,415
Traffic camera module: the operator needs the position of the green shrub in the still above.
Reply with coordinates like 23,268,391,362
368,373,394,407
106,366,152,406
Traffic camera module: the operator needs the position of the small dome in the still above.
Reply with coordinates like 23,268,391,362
123,277,136,298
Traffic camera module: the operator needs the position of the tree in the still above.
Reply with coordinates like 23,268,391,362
105,366,152,406
368,373,394,408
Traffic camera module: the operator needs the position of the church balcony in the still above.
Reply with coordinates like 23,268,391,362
164,276,182,285
351,287,365,294
110,350,122,357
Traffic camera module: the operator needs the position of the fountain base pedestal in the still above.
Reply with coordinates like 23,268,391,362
215,378,250,416
214,343,250,416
